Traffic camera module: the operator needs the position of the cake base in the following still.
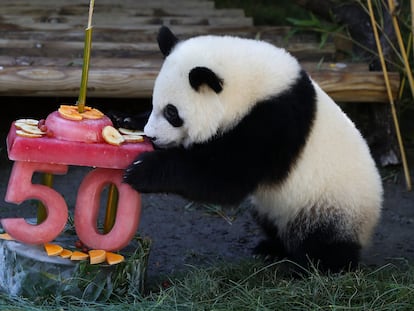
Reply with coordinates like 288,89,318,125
0,229,151,301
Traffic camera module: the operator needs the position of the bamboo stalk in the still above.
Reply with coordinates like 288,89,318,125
398,33,413,99
77,0,95,113
75,0,120,231
103,184,119,233
367,0,411,191
412,0,414,61
387,0,414,98
38,173,53,224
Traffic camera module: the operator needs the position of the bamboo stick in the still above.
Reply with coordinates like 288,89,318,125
387,0,414,98
103,185,119,233
77,0,94,113
367,0,411,191
412,0,414,61
398,33,412,99
37,173,53,224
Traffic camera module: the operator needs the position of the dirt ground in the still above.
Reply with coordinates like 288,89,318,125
135,171,414,278
1,128,414,280
140,179,414,278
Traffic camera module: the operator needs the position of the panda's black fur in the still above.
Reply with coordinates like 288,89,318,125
124,69,315,205
113,26,383,274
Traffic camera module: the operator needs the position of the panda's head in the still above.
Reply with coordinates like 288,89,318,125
145,26,301,148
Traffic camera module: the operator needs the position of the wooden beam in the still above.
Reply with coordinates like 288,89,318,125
0,64,400,102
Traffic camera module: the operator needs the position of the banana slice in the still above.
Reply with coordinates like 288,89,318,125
102,125,125,146
15,119,46,138
118,128,145,136
15,119,39,127
122,134,144,143
16,129,43,138
18,123,46,135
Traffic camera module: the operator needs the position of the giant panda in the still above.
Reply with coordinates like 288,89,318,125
119,26,383,273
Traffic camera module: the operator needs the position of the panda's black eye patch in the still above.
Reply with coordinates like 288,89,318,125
163,104,183,127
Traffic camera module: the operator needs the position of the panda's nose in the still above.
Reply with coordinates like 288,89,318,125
147,136,157,142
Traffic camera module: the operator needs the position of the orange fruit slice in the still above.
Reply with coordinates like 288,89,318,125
44,243,64,256
106,252,125,265
88,249,107,265
70,250,89,261
58,105,104,121
0,232,14,240
58,105,82,121
59,249,73,259
81,108,104,119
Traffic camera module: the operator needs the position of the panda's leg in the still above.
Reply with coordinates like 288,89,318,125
289,226,361,273
251,211,288,260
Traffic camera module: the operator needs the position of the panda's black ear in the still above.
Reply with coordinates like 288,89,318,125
189,67,223,93
157,26,179,57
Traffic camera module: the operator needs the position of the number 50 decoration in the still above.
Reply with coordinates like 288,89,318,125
2,128,152,251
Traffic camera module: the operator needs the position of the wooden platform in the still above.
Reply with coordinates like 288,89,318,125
0,0,400,103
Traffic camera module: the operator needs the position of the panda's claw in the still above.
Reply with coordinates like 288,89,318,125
122,151,163,193
123,167,143,189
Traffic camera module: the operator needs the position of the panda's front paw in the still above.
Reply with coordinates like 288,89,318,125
123,152,160,193
106,110,133,129
107,110,150,130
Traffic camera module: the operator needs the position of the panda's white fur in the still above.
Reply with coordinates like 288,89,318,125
148,34,301,148
122,26,383,273
253,83,382,250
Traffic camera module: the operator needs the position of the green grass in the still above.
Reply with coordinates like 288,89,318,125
1,259,413,310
